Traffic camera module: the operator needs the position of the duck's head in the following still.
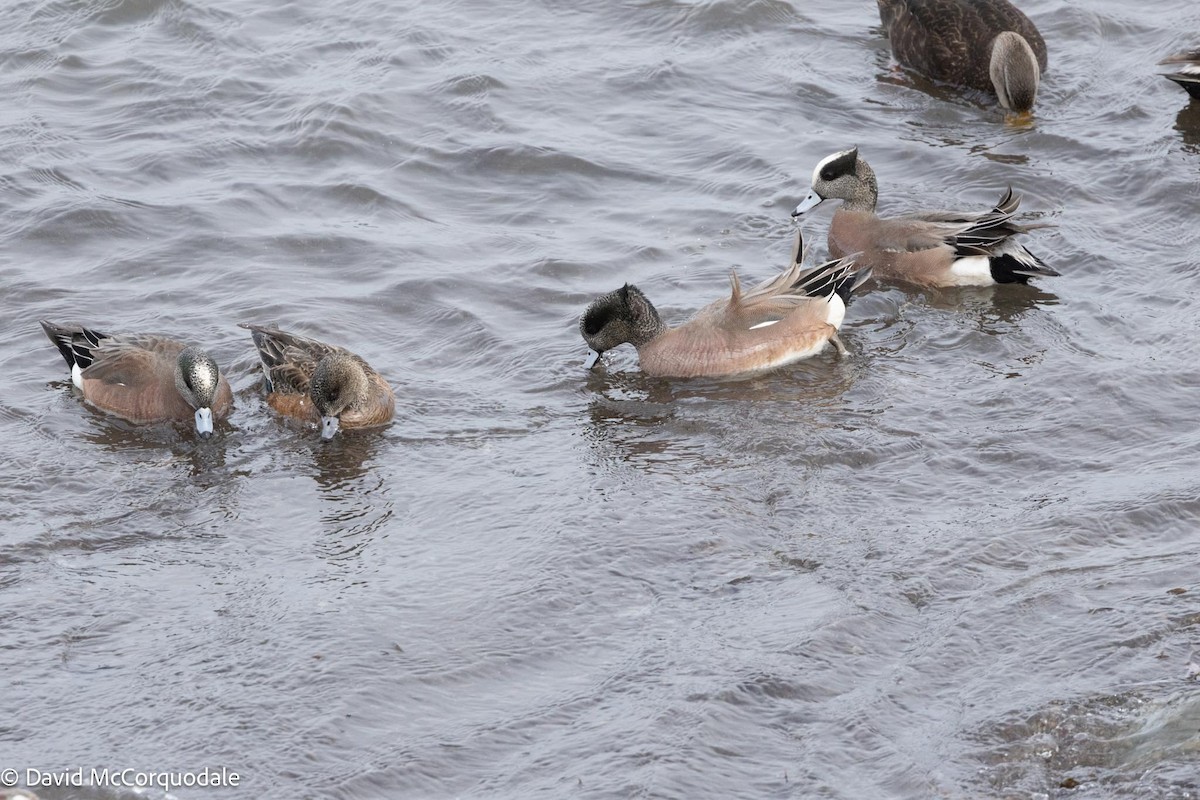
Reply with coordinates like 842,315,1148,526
175,346,221,438
792,147,878,216
309,353,371,440
580,284,665,368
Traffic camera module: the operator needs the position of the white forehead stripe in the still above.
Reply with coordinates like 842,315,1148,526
811,148,856,187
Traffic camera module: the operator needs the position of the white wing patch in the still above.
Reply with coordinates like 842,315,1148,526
748,319,780,330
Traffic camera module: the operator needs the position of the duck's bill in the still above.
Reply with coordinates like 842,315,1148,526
583,349,601,369
791,190,824,216
320,415,341,440
194,407,214,438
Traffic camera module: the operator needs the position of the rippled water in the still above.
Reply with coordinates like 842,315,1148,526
2,0,1200,798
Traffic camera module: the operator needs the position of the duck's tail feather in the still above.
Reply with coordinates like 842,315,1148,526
789,255,871,303
39,320,108,370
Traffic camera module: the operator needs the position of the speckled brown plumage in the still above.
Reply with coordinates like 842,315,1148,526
878,0,1046,100
239,323,395,431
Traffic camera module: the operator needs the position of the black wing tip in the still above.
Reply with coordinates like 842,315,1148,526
1162,74,1200,97
990,252,1059,283
40,320,77,368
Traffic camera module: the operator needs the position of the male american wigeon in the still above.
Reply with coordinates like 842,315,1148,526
1160,49,1200,98
40,320,233,437
239,324,395,440
792,148,1057,288
580,232,871,379
878,0,1047,113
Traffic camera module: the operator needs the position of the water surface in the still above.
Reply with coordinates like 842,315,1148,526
2,0,1199,798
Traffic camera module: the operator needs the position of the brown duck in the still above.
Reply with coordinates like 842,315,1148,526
240,324,395,440
40,320,232,437
878,0,1048,112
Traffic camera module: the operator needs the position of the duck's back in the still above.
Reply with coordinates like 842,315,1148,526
879,0,1046,92
82,335,232,423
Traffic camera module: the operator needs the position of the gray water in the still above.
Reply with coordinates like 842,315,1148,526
2,0,1199,798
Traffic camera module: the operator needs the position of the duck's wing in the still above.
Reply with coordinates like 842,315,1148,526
80,333,184,389
239,323,341,394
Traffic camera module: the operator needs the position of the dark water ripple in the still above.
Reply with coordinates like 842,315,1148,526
3,0,1200,798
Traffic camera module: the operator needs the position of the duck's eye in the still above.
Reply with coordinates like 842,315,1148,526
583,306,613,336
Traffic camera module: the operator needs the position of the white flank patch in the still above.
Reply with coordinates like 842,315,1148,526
947,255,995,286
71,363,83,389
748,319,780,330
824,294,847,330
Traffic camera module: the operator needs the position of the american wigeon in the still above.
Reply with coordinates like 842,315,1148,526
580,232,871,379
792,148,1057,288
1160,49,1200,98
878,0,1048,113
40,320,232,437
239,324,395,440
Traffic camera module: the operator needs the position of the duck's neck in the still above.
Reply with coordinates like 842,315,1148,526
841,160,879,214
629,301,668,349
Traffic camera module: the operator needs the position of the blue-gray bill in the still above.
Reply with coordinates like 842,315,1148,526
320,415,340,440
583,349,601,369
194,407,214,438
792,189,823,216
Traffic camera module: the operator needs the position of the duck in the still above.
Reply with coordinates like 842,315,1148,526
791,148,1057,288
40,320,232,437
1160,49,1200,98
239,323,395,440
878,0,1048,113
580,231,871,379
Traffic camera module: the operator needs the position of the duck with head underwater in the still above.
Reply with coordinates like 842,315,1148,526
240,323,395,440
877,0,1048,114
580,230,871,379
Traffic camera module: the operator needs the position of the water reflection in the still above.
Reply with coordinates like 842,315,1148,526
973,687,1200,796
581,352,862,474
921,283,1060,328
1173,101,1200,152
311,431,394,566
875,62,995,112
72,402,240,479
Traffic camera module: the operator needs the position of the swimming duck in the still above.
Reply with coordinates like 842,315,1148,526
792,148,1057,288
878,0,1048,112
240,324,395,440
580,232,870,378
40,320,232,437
